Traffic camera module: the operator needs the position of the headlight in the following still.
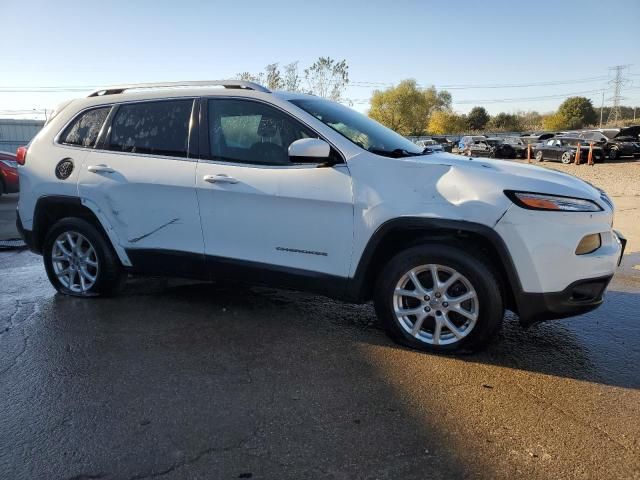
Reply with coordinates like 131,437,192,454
0,160,17,168
504,191,603,212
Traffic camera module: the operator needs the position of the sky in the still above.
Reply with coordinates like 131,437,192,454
1,0,639,119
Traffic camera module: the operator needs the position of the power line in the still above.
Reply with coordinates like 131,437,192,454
350,75,612,90
0,74,630,93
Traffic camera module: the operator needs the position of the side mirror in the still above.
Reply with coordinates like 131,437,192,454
289,138,333,164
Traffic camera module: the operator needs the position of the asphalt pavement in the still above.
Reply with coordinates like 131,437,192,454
0,195,639,479
0,193,19,240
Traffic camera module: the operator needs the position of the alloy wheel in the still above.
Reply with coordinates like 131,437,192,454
51,231,99,294
393,264,479,345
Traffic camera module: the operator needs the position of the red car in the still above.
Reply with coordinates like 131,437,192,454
0,150,20,195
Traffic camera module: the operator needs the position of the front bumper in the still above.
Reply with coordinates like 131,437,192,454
494,204,623,325
516,274,613,325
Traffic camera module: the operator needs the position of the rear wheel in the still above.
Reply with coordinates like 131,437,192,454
374,244,504,353
561,151,572,164
535,150,544,162
43,217,126,297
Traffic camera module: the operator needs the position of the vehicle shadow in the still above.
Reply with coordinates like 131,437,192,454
93,275,640,392
4,261,639,478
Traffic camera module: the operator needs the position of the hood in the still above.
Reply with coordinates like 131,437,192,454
413,152,601,201
616,125,640,140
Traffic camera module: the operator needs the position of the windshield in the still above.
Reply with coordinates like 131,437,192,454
290,98,423,157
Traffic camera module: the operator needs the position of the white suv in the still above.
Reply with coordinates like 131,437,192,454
15,80,626,353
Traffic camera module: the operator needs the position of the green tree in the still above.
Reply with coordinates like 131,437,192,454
368,80,451,136
304,57,349,101
467,106,490,130
427,110,468,135
557,96,597,129
542,112,570,131
488,112,522,131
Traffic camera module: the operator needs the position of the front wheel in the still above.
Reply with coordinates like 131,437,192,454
535,150,544,162
561,151,573,164
608,148,619,160
374,244,504,353
43,217,126,297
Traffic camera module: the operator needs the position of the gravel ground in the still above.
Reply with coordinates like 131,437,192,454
515,158,640,197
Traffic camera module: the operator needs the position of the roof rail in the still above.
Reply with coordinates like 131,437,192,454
88,80,271,97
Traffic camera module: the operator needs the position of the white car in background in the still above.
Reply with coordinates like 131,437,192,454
415,138,444,152
15,80,625,353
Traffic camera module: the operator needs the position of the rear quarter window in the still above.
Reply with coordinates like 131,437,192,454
59,107,111,147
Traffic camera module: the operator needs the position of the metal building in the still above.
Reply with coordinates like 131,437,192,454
0,119,45,154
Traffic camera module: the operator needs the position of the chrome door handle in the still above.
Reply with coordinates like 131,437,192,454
203,174,239,184
87,164,115,174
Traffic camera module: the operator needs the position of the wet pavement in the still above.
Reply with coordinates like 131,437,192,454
1,248,639,480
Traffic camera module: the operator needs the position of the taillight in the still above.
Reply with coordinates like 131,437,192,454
16,146,27,165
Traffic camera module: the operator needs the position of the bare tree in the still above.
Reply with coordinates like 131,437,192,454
236,71,264,84
283,62,302,92
304,57,349,101
264,63,283,90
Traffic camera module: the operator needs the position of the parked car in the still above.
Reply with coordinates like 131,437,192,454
485,138,517,159
416,138,444,152
16,80,624,353
520,132,557,147
458,135,487,152
534,137,605,164
578,126,640,160
430,136,455,153
460,138,514,158
503,137,529,158
0,151,20,195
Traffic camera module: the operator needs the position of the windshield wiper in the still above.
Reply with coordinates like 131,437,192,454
369,148,423,158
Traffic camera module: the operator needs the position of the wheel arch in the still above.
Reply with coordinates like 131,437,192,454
347,217,523,313
31,195,130,266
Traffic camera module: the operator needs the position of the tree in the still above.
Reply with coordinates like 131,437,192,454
368,80,451,136
264,63,283,90
428,110,468,135
467,107,490,130
516,111,543,131
556,96,597,129
303,57,349,101
283,62,302,92
236,71,264,84
542,112,570,131
488,112,522,132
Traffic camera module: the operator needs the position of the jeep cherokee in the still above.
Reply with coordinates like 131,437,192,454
15,80,626,353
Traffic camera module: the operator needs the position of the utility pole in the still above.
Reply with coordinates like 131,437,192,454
606,64,630,125
599,90,605,128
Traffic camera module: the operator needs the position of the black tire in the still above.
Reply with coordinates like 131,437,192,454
535,150,544,162
374,244,504,354
561,151,572,164
43,217,126,297
608,147,619,160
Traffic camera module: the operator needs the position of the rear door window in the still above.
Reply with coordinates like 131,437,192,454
60,107,111,148
108,99,194,158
